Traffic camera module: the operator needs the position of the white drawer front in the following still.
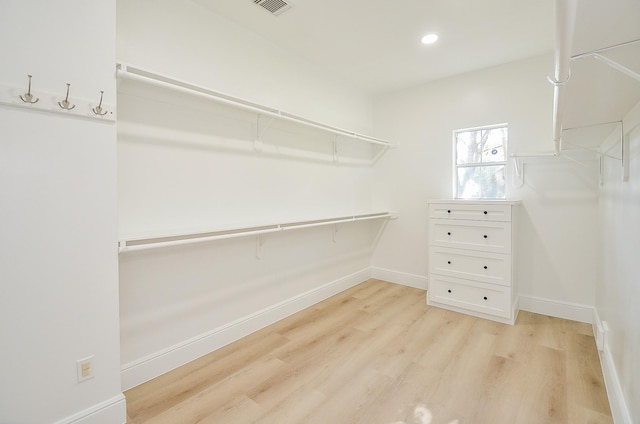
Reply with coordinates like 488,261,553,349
430,219,511,254
429,203,511,221
430,247,511,286
428,275,511,318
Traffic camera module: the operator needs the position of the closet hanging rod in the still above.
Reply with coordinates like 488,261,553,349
118,212,395,253
571,38,640,60
509,151,557,159
116,63,394,148
509,149,607,159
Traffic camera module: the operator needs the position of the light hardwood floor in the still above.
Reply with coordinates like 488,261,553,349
125,279,612,423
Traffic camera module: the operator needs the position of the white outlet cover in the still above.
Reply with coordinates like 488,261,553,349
76,355,95,383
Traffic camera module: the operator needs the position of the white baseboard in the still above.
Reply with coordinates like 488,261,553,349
121,268,371,390
52,394,126,424
370,267,428,290
518,294,594,323
593,310,633,424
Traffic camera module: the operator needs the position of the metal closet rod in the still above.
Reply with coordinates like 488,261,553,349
118,212,395,253
116,63,394,148
571,38,640,60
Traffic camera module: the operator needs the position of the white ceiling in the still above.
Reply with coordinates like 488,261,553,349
195,0,640,144
194,0,556,95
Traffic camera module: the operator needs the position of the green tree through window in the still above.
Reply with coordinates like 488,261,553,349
454,124,507,199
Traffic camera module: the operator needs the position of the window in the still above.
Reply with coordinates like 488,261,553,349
454,124,507,199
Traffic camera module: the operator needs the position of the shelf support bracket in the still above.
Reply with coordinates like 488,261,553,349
255,114,275,152
621,122,630,182
593,54,640,83
512,157,524,187
256,234,265,259
599,155,605,186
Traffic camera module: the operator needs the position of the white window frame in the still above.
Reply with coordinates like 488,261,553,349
453,123,508,199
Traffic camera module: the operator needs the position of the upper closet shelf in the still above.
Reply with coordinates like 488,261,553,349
551,0,640,182
116,63,394,148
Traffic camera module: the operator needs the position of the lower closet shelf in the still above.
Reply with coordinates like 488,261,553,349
118,212,395,253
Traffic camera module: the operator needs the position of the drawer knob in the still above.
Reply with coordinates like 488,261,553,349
447,289,452,293
447,232,451,236
483,296,488,300
447,209,451,213
483,234,488,239
447,261,451,264
483,265,488,269
483,210,488,215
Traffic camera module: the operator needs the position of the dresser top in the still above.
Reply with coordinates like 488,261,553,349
428,199,521,206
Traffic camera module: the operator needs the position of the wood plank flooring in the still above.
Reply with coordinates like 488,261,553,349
125,279,612,423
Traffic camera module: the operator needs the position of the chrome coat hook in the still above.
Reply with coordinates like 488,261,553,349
19,75,39,104
58,83,75,110
91,90,108,116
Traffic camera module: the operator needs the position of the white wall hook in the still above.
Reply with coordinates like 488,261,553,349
19,74,39,104
58,83,76,110
91,90,108,116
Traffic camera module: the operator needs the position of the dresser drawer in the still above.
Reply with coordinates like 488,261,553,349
429,219,511,254
429,203,511,221
430,247,511,286
428,275,511,318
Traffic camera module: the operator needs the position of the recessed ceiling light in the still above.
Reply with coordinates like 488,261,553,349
421,33,439,45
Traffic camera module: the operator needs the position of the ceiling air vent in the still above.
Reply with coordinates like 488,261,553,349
253,0,292,16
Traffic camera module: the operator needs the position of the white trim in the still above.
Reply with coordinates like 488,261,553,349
593,310,633,424
600,345,633,424
51,394,126,424
370,267,428,290
518,294,594,323
121,268,371,390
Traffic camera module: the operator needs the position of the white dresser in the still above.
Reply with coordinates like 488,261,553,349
427,200,519,324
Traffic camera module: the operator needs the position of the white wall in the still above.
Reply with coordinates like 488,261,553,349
116,83,378,236
1,1,633,419
598,101,640,423
116,0,372,134
116,0,385,389
371,55,600,312
0,1,125,423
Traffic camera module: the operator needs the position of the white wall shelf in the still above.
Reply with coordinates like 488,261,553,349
509,149,604,187
552,0,639,180
116,63,395,149
118,212,397,254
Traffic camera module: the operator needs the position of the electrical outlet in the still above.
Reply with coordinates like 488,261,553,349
76,356,95,383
